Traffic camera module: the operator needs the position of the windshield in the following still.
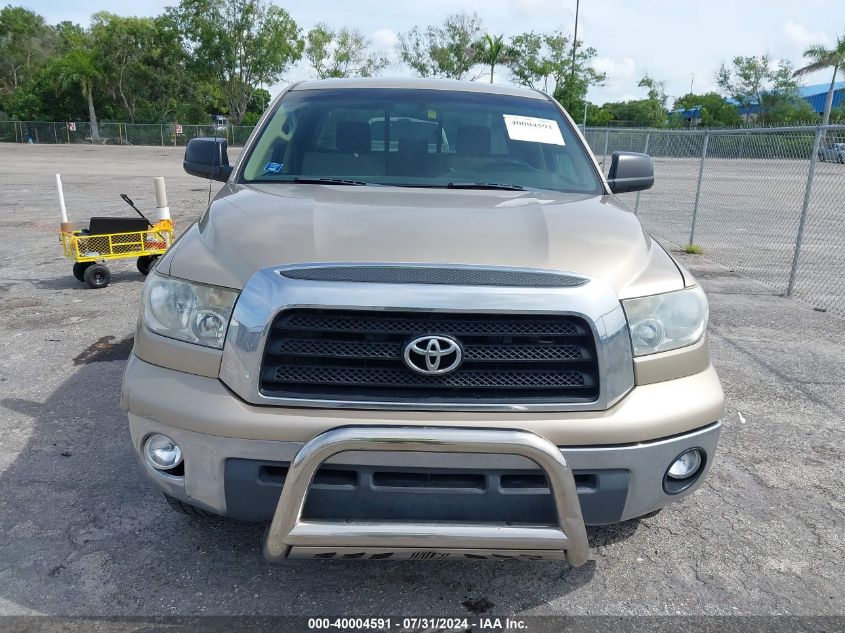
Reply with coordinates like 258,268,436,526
241,88,603,194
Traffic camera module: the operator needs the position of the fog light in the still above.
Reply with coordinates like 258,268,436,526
667,449,703,480
144,433,183,471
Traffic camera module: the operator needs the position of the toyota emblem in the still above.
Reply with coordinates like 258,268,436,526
403,335,463,375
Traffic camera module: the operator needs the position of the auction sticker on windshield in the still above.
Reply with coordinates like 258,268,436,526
503,114,565,145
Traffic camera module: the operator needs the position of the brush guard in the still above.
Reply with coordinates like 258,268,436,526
264,426,590,566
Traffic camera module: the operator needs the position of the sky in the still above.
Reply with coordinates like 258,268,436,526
17,0,845,106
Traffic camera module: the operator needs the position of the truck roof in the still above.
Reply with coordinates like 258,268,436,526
290,77,548,100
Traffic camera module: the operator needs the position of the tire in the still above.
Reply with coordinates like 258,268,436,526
839,154,844,164
83,263,111,289
136,255,159,276
72,261,93,282
164,493,216,517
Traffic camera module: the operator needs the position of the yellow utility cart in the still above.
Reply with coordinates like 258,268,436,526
60,194,174,288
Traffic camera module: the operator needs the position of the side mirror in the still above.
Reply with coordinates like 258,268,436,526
183,137,233,182
606,151,654,194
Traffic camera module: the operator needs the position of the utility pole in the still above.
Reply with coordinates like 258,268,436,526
568,0,580,112
690,73,695,95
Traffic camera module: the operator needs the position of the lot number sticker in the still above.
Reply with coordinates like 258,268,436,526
503,115,565,145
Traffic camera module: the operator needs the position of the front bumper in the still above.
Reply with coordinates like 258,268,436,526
124,355,722,563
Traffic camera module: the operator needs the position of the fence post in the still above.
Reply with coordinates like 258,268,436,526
602,127,610,171
786,125,824,296
160,124,164,146
633,132,651,215
53,122,58,143
688,131,709,246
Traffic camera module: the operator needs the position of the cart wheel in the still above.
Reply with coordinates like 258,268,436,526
72,262,93,282
136,255,160,276
84,264,111,289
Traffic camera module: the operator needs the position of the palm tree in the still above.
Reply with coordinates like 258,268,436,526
56,49,102,140
475,34,513,84
793,34,845,127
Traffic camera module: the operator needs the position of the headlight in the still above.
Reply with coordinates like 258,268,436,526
143,272,238,349
622,285,708,356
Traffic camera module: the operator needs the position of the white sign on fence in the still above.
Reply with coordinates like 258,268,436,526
67,122,76,132
175,124,183,134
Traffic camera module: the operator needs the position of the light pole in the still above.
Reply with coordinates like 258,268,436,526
569,0,580,112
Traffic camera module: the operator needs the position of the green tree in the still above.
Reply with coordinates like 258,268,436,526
397,12,483,79
716,55,798,124
764,92,819,125
241,86,271,125
170,0,303,124
305,24,388,79
507,32,552,90
474,34,514,84
596,99,663,127
0,6,55,99
585,103,613,126
793,34,845,127
506,31,604,113
53,46,102,139
671,92,742,127
553,39,604,115
90,12,210,124
90,13,157,122
638,73,668,109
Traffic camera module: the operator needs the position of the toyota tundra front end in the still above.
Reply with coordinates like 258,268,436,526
121,78,725,566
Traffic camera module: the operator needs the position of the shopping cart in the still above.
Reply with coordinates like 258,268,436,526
60,194,174,288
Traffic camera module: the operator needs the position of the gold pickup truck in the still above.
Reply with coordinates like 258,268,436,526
121,78,724,566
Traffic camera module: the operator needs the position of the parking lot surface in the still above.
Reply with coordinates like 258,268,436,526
0,145,843,616
616,157,845,314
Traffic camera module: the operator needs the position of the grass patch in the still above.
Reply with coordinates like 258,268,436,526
684,243,704,254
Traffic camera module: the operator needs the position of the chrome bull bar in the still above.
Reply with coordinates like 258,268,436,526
264,426,590,566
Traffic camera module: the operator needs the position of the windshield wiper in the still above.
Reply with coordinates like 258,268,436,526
446,182,525,191
292,177,368,186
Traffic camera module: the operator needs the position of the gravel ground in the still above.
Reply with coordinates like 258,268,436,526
0,145,843,619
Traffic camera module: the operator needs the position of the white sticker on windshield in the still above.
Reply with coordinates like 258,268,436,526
503,115,565,145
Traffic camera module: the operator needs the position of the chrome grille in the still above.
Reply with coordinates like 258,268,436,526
260,309,600,404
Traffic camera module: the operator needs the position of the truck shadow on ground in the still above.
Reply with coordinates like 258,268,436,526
30,270,145,291
0,356,649,616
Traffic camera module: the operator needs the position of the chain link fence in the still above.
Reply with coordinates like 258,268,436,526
0,120,256,147
584,124,845,317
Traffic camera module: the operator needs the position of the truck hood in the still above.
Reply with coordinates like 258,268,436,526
163,183,684,299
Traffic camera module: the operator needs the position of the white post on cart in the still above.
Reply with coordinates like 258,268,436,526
56,173,72,233
153,176,171,222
